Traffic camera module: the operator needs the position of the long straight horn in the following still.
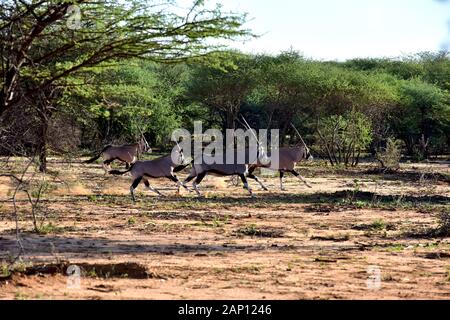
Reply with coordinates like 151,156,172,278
236,117,250,130
241,115,259,143
290,123,307,148
174,139,182,152
137,126,150,149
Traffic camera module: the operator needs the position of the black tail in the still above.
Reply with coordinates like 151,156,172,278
84,145,111,163
109,163,135,175
173,158,194,173
84,154,101,164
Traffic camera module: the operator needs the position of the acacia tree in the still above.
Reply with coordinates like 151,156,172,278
395,79,450,158
251,52,339,144
187,52,258,129
0,0,250,170
68,60,191,149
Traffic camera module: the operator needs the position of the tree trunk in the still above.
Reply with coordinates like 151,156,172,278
36,95,54,173
37,110,49,173
226,109,236,130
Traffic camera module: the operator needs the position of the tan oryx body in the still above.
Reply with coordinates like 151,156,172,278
85,138,151,172
248,145,312,191
109,148,189,201
183,148,268,197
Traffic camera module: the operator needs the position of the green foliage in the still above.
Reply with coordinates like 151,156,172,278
376,138,402,171
2,3,449,160
370,219,387,231
314,110,373,166
187,52,259,129
91,61,186,145
246,52,400,146
394,79,450,158
344,57,425,80
59,51,449,157
419,51,450,91
1,0,250,112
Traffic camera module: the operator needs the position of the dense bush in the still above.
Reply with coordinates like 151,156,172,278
1,50,449,163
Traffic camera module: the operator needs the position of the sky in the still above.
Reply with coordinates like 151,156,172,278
214,0,450,61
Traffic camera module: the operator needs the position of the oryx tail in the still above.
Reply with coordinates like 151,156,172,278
84,145,112,163
109,163,135,175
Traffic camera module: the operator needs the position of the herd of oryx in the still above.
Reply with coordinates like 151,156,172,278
84,118,313,201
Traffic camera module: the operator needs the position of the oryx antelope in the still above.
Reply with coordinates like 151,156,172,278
85,137,151,172
109,147,190,201
182,117,268,197
182,151,268,198
248,124,313,191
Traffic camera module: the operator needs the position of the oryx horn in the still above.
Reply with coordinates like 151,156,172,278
290,123,307,148
241,115,259,143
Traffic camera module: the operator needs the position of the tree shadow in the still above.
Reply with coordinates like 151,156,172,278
61,189,449,208
0,233,359,261
182,190,450,206
363,169,450,184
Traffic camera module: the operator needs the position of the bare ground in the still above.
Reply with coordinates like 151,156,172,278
0,158,449,300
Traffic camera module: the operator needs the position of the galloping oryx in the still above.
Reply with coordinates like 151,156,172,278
182,117,268,197
248,124,313,191
109,145,190,201
85,136,151,173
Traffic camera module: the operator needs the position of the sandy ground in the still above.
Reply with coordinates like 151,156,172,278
0,158,449,300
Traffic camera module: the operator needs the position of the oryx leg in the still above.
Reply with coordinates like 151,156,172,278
130,176,142,202
192,172,207,197
143,179,164,197
183,173,197,185
290,170,312,188
103,159,114,174
279,171,286,191
118,157,132,169
167,174,190,194
182,174,197,193
238,174,254,197
247,173,268,191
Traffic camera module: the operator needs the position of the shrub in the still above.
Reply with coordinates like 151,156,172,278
375,138,402,172
314,110,372,166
